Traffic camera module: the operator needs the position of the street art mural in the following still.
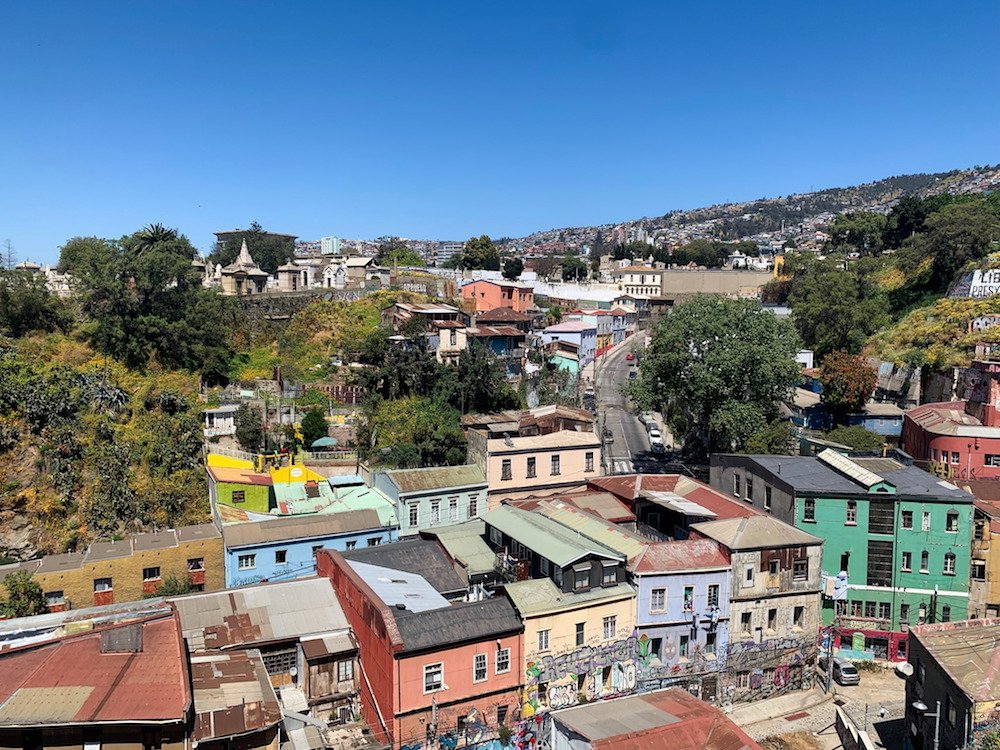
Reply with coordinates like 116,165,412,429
724,635,816,703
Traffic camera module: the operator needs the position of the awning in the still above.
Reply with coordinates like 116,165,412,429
642,491,718,518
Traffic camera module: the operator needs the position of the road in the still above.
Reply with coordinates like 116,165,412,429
593,339,673,475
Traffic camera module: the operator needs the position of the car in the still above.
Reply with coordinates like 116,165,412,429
628,369,638,380
626,352,635,361
603,428,614,443
646,421,660,434
818,657,861,686
638,412,653,425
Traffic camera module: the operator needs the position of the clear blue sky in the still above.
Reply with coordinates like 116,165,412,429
3,2,998,263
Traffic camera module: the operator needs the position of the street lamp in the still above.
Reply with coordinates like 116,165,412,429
912,700,940,750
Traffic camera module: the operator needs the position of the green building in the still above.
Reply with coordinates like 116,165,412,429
207,465,274,515
710,449,974,662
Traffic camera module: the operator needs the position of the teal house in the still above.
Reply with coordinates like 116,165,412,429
710,449,974,662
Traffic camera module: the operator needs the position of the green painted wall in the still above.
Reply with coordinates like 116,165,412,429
796,494,973,628
216,481,273,514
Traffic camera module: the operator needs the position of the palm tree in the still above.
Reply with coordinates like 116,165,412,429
133,224,179,255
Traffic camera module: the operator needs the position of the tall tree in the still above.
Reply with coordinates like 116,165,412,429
460,235,501,270
560,255,588,281
0,270,73,338
819,351,877,424
234,403,264,452
627,296,801,457
1,571,47,618
921,202,1000,288
209,221,295,274
502,258,524,281
376,237,424,267
829,212,887,256
300,407,329,448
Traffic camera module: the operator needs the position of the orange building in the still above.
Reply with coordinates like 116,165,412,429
461,279,534,313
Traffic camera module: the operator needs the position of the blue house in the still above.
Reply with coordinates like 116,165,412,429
222,511,399,587
541,321,597,367
372,464,488,537
630,538,731,691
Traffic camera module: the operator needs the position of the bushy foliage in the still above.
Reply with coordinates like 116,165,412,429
819,351,877,424
825,425,884,452
1,571,47,617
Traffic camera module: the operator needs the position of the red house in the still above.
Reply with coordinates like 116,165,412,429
317,542,524,749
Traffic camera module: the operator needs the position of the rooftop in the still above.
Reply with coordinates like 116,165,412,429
392,596,522,654
271,480,398,526
346,560,450,613
552,687,761,750
419,520,496,577
486,429,601,452
341,538,467,596
0,613,189,727
476,307,533,323
544,320,597,333
905,400,999,438
504,578,634,617
589,474,763,521
482,505,624,568
190,651,283,742
630,539,730,575
527,499,648,562
509,491,634,523
172,577,349,651
380,464,486,495
207,465,273,486
692,516,822,551
222,510,384,548
910,617,1000,702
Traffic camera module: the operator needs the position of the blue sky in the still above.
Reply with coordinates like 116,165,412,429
3,2,998,262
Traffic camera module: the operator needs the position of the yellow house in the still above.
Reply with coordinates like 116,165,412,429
503,578,635,717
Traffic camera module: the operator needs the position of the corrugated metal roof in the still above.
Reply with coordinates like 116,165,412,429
504,579,634,617
510,491,635,523
531,500,648,561
393,597,522,654
487,429,601,453
172,577,349,651
909,617,1000,702
631,540,730,574
420,520,496,576
481,506,624,568
222,510,383,549
190,651,282,741
691,516,822,551
382,464,486,494
347,561,450,613
271,482,398,527
340,538,467,595
642,491,718,518
207,466,274,486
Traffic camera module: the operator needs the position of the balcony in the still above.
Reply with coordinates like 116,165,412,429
495,550,530,583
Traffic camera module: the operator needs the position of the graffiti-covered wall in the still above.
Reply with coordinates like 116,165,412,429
722,634,817,703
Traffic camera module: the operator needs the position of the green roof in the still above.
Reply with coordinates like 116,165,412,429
532,500,647,561
481,505,624,568
504,578,635,617
272,481,398,527
421,520,495,575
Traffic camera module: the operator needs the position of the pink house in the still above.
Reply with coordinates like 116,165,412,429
461,280,534,313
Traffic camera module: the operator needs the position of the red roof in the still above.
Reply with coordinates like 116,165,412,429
476,307,533,323
589,475,762,520
631,539,730,574
0,613,189,726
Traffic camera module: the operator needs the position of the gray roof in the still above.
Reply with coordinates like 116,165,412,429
504,579,635,617
420,520,496,576
737,454,972,501
393,597,522,654
340,539,467,596
481,506,625,568
171,577,349,651
692,516,822,551
223,510,383,549
346,561,450,613
381,464,486,494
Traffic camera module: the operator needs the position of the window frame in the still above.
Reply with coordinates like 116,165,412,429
550,454,561,476
602,615,616,641
473,653,488,683
496,647,511,674
274,550,287,565
237,554,256,570
423,662,444,693
538,629,550,651
142,566,161,581
803,498,815,522
650,587,666,612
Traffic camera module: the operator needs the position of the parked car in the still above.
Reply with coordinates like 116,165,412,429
646,420,660,434
603,428,614,443
626,352,635,361
628,369,638,380
638,412,655,425
818,657,861,686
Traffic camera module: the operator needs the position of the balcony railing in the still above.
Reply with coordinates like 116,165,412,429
495,551,530,583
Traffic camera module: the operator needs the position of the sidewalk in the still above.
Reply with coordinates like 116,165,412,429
727,687,833,727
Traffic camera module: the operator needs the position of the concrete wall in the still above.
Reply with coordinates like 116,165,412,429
660,269,772,297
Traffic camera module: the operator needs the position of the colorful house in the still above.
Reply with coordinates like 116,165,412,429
541,321,597,367
317,545,525,749
207,465,274,515
711,450,974,661
461,279,535,313
372,464,488,537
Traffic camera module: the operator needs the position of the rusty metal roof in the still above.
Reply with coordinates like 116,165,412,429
222,510,383,549
630,540,730,574
910,617,1000,702
0,612,189,726
381,464,486,495
190,651,283,741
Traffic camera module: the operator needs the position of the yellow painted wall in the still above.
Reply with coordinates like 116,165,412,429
207,453,255,470
270,463,325,484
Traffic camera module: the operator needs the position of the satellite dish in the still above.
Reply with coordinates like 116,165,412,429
896,662,914,677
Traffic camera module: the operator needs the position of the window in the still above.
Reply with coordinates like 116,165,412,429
603,616,617,641
450,330,457,346
550,455,561,476
683,586,694,611
490,526,502,545
650,588,666,612
946,511,959,533
585,451,594,472
540,557,550,575
705,631,716,655
920,550,929,572
602,563,617,585
238,554,256,570
707,584,720,608
274,550,287,565
232,490,246,503
526,457,536,478
501,459,512,481
951,451,960,465
865,601,876,618
741,611,752,634
538,629,550,651
900,603,910,624
901,551,912,571
45,590,64,606
188,557,205,572
973,560,988,580
767,608,777,632
496,647,510,674
468,497,478,517
869,500,895,534
430,501,440,524
804,499,815,522
846,501,857,525
942,605,952,622
554,566,563,586
733,474,741,497
746,477,754,502
917,660,926,684
922,511,931,531
337,706,352,725
473,653,488,683
976,522,985,541
933,449,939,461
793,559,808,581
850,600,862,617
947,696,957,727
743,565,754,587
408,503,419,527
840,552,850,573
575,622,585,647
574,568,590,591
764,486,772,512
679,634,689,657
345,541,357,550
867,540,894,587
262,648,296,675
367,537,381,547
337,660,354,682
449,498,458,521
142,567,161,581
944,552,956,575
878,602,890,620
793,606,804,628
902,510,913,529
768,558,779,575
424,663,444,692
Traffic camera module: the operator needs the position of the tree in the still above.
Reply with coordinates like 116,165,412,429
300,407,328,448
376,237,424,267
626,296,801,458
825,425,883,452
560,255,588,282
58,236,112,274
0,270,73,338
144,575,192,598
745,420,795,455
449,341,520,414
235,403,264,451
921,202,1000,288
1,571,47,618
819,351,877,424
502,258,524,281
460,236,501,270
357,396,466,467
209,221,295,274
829,212,887,256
